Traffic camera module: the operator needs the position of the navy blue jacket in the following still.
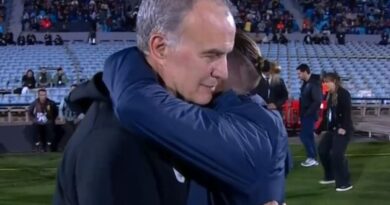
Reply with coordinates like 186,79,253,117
53,73,189,205
299,74,322,118
103,47,289,205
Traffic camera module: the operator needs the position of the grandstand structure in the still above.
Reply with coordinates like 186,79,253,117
0,41,389,135
1,41,390,103
0,0,389,140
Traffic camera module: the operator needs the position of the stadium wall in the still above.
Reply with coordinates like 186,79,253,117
0,124,71,153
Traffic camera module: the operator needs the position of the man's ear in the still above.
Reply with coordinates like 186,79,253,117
148,34,169,62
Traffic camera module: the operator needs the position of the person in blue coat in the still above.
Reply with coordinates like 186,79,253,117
103,46,287,205
186,30,292,205
102,0,289,203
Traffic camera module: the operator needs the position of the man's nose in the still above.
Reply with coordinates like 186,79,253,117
211,56,228,80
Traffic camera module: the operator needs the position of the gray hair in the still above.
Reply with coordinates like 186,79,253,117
136,0,232,54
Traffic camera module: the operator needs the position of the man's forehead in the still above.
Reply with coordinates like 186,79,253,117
183,13,235,50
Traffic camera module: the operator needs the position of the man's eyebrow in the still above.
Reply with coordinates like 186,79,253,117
201,49,226,55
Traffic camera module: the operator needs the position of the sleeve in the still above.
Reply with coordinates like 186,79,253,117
63,74,69,84
102,51,272,194
21,76,26,87
305,83,322,117
52,74,58,84
76,148,116,205
339,90,352,131
274,79,288,108
59,99,65,119
47,73,52,83
52,101,59,120
28,102,35,120
32,77,36,88
112,81,264,194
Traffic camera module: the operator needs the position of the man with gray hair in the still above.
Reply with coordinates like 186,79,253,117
104,0,285,204
53,0,285,204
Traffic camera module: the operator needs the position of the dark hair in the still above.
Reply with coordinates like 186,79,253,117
233,30,265,75
262,60,271,73
225,30,262,94
71,84,78,88
26,69,34,75
296,64,311,74
323,72,342,87
57,67,63,71
324,72,342,106
38,88,47,93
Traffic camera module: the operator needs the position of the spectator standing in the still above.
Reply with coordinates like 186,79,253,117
251,60,289,116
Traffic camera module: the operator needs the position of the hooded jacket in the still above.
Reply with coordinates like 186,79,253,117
102,47,289,205
299,74,323,118
53,72,189,205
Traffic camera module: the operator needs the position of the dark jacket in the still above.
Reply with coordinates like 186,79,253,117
251,76,288,112
28,99,58,124
53,73,189,205
299,74,322,118
22,75,36,89
319,86,353,134
102,47,289,205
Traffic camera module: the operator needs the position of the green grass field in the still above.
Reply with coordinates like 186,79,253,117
0,142,390,205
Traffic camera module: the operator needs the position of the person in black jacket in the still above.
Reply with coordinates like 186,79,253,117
296,64,322,167
22,69,36,89
28,88,58,152
53,73,189,205
54,31,282,205
44,33,53,45
251,60,288,115
54,35,64,46
17,35,26,46
318,72,353,192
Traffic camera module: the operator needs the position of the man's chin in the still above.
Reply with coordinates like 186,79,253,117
188,95,213,106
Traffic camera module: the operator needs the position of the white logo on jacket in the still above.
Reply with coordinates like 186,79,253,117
173,168,185,183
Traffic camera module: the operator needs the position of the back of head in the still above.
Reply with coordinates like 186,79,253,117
323,72,342,87
262,60,281,75
224,30,262,94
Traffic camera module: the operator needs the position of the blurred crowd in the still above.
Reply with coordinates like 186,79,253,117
22,0,138,32
231,0,299,33
0,0,6,35
0,32,64,46
21,0,299,34
13,0,390,35
300,0,390,34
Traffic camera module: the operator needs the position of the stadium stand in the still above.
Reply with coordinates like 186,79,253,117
0,0,389,156
231,0,299,33
22,0,299,34
22,0,138,32
1,41,389,105
299,0,390,34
